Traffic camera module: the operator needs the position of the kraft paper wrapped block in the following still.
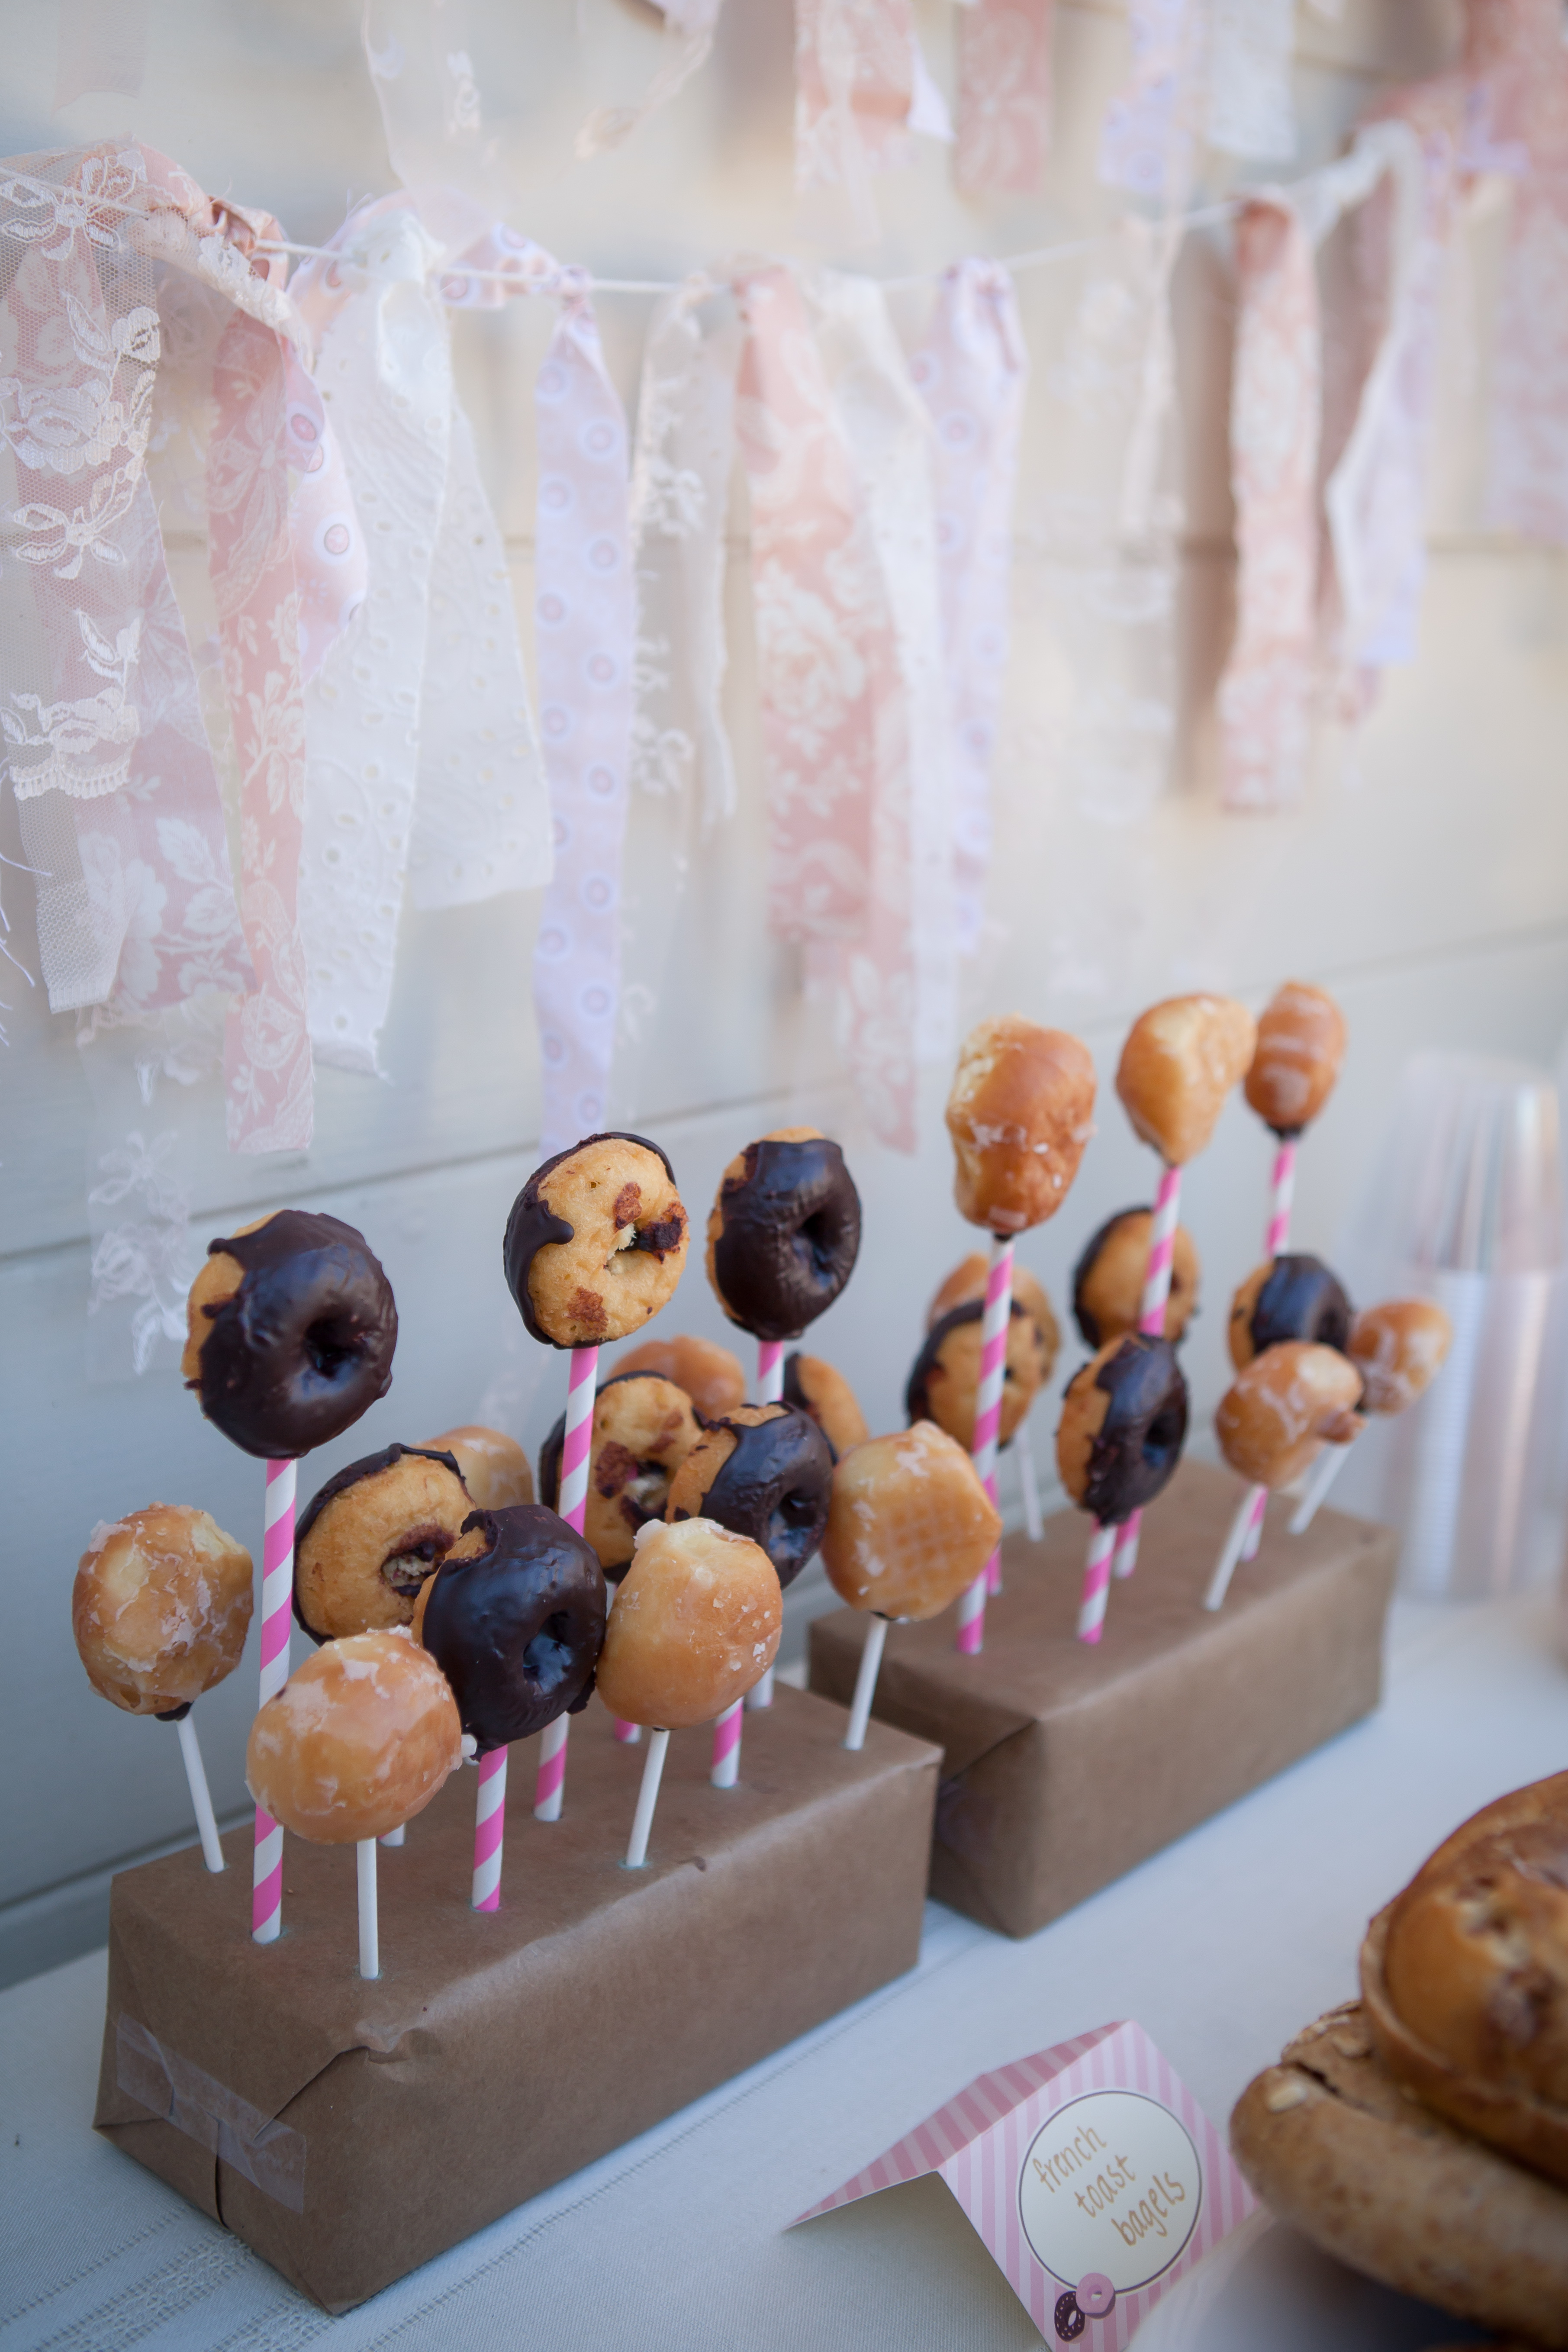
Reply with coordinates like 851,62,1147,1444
93,1684,939,2313
809,1459,1397,1941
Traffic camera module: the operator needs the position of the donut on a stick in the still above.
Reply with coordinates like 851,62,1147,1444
614,1333,747,1421
1289,1298,1454,1534
927,1253,1060,1543
424,1425,534,1510
781,1352,869,1460
1056,1337,1190,1643
1204,1343,1364,1609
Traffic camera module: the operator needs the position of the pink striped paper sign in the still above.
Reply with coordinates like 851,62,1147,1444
794,2021,1254,2348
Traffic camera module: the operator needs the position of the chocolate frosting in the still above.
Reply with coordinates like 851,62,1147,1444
1070,1208,1146,1349
905,1300,1030,1445
292,1444,464,1643
502,1132,681,1348
1082,1335,1189,1526
1249,1254,1352,1357
673,1405,833,1589
711,1136,862,1343
419,1504,606,1754
191,1210,397,1460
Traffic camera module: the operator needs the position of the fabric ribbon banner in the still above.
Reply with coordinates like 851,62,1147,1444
954,0,1054,195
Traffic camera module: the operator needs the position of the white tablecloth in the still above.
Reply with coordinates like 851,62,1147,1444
3,1597,1562,2352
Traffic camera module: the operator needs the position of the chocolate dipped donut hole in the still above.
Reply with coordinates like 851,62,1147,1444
1055,1335,1189,1527
504,1133,688,1349
538,1370,702,1575
821,1421,1002,1620
945,1016,1096,1234
905,1302,1045,1454
614,1333,747,1421
596,1518,781,1729
1071,1207,1201,1348
246,1627,461,1843
1215,1342,1364,1489
1350,1299,1454,1415
1115,994,1256,1166
293,1444,473,1643
1227,1253,1353,1372
665,1403,833,1589
927,1252,1060,1375
424,1425,534,1511
73,1505,253,1718
182,1209,397,1460
1245,981,1347,1137
782,1352,869,1460
705,1127,862,1342
414,1504,606,1753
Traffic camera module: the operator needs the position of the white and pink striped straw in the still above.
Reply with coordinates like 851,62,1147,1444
1076,1520,1118,1644
1216,1137,1300,1598
471,1748,507,1909
532,1341,599,1827
712,1334,787,1782
1101,1163,1183,1595
252,1459,295,1944
955,1234,1013,1656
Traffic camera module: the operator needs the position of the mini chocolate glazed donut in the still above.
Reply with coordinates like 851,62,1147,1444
1071,1206,1200,1349
414,1504,606,1754
293,1443,472,1642
182,1210,396,1460
1228,1253,1352,1372
665,1404,833,1589
905,1301,1044,1453
504,1133,688,1349
538,1370,702,1576
1056,1335,1189,1527
706,1127,862,1342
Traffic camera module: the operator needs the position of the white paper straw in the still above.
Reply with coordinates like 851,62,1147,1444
1290,1443,1349,1534
1017,1442,1044,1543
747,1666,776,1710
379,1824,405,1847
175,1714,224,1874
1204,1491,1257,1612
843,1616,889,1753
625,1729,670,1868
357,1838,379,1979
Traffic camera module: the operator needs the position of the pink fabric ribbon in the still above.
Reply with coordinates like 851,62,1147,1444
954,0,1054,196
1218,197,1321,812
795,0,950,235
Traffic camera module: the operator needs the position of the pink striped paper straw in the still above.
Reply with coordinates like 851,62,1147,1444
1076,1521,1117,1644
533,1342,600,1825
710,1697,744,1788
956,1234,1013,1656
252,1459,295,1944
1108,1164,1183,1585
1266,1136,1297,1257
471,1748,507,1910
745,1336,786,1717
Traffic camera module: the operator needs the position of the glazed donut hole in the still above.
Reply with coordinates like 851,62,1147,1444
1215,1342,1365,1489
927,1253,1061,1377
1244,981,1346,1136
1227,1254,1353,1372
1071,1209,1200,1349
1115,994,1257,1166
246,1627,462,1844
294,1447,474,1642
539,1372,702,1573
594,1518,781,1729
424,1425,534,1511
944,1017,1097,1234
614,1333,747,1421
510,1135,689,1349
906,1305,1046,1453
1055,1335,1188,1524
1349,1300,1454,1415
705,1126,863,1342
73,1504,253,1717
821,1421,1001,1621
782,1352,871,1460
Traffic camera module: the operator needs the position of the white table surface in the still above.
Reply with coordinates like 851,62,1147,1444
3,1595,1563,2352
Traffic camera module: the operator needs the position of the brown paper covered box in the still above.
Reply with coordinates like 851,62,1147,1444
93,1683,939,2312
810,1459,1397,1941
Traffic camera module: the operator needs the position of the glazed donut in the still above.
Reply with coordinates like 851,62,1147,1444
1055,1335,1189,1526
665,1403,833,1589
293,1444,473,1643
182,1209,397,1460
73,1505,252,1719
905,1303,1046,1454
594,1518,781,1729
1116,994,1256,1166
705,1127,862,1342
613,1333,746,1421
246,1627,461,1843
821,1421,1001,1620
945,1017,1096,1234
413,1504,605,1753
1245,981,1347,1137
1071,1208,1200,1349
1227,1254,1352,1371
927,1253,1061,1376
538,1371,702,1576
1349,1300,1454,1416
504,1133,688,1349
1215,1342,1363,1489
424,1425,533,1510
782,1353,869,1460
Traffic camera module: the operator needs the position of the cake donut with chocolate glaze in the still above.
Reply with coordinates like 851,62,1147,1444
1245,981,1347,1137
822,1422,1001,1620
927,1253,1060,1372
782,1353,869,1460
706,1127,861,1342
413,1504,606,1753
596,1518,781,1729
945,1017,1096,1234
1227,1253,1352,1371
538,1371,702,1576
424,1425,533,1511
1215,1342,1363,1489
182,1209,397,1459
504,1134,688,1349
293,1444,473,1643
246,1627,460,1843
1055,1336,1189,1527
73,1505,253,1719
614,1333,746,1421
1072,1208,1200,1349
1116,994,1256,1166
665,1403,833,1589
905,1302,1046,1455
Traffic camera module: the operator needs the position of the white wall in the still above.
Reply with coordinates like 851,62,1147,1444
3,0,1565,1985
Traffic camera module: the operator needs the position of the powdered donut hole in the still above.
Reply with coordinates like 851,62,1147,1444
595,1518,781,1729
1115,995,1257,1166
73,1505,253,1717
1215,1342,1364,1489
614,1333,747,1421
504,1134,688,1348
246,1628,462,1843
821,1423,1001,1620
425,1425,534,1511
945,1017,1097,1234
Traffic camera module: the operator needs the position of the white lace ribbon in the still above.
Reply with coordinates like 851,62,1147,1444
576,0,726,159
